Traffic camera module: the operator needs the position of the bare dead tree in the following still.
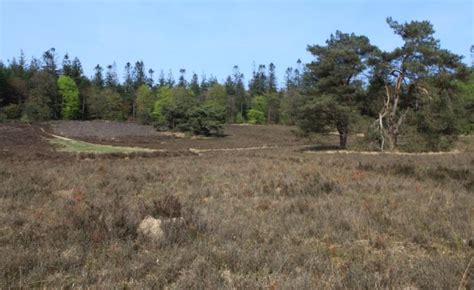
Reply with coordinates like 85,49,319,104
371,69,429,151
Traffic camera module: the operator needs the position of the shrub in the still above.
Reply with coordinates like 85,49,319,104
247,109,265,124
160,103,225,136
187,104,225,136
150,194,182,218
235,112,246,124
1,104,21,119
23,93,51,121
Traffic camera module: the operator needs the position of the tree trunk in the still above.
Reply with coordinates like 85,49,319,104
336,119,349,149
81,95,86,117
385,133,396,151
339,131,347,149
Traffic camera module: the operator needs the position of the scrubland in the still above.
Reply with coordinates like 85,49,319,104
0,122,472,288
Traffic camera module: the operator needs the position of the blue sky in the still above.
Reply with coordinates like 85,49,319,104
1,0,472,86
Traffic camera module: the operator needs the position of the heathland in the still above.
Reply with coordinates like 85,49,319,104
0,121,472,288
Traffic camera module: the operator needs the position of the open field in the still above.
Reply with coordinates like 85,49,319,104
0,121,473,288
50,120,313,151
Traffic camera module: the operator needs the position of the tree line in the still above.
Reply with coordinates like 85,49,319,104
0,17,472,150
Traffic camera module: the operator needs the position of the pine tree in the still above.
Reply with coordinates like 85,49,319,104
70,57,83,84
267,63,277,93
190,73,200,97
249,64,267,96
105,63,119,88
93,64,104,88
42,48,58,76
178,69,187,87
62,54,72,77
299,31,377,148
147,68,155,87
158,70,166,88
232,66,246,117
133,60,146,88
166,70,175,87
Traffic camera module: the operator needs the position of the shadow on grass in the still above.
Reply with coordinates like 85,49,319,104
301,144,342,152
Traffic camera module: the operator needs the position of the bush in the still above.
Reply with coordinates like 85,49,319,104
247,109,265,124
235,112,246,124
187,104,225,136
162,103,225,136
23,95,51,121
1,104,21,119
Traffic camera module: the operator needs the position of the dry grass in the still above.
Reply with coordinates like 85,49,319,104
0,123,472,288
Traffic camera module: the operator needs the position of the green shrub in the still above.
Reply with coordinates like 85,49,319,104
1,104,21,119
161,103,225,136
235,112,246,124
247,109,265,124
23,95,51,122
187,104,226,136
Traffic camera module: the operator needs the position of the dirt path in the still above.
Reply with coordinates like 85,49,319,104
39,127,76,141
305,149,464,156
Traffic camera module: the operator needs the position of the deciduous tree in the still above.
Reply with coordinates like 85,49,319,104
58,75,80,119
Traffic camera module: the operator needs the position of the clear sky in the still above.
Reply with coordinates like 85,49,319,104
1,0,472,86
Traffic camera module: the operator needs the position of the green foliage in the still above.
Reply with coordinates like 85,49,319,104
367,18,468,151
24,71,55,121
247,95,270,124
23,94,51,122
247,109,265,124
135,84,156,124
1,103,21,119
251,95,267,113
172,86,197,109
153,86,173,125
154,86,225,135
297,95,351,134
57,75,80,120
299,31,376,148
279,89,301,125
88,88,126,120
206,83,227,108
413,93,462,151
265,92,281,123
456,71,474,134
206,83,231,121
235,112,246,124
187,104,226,135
